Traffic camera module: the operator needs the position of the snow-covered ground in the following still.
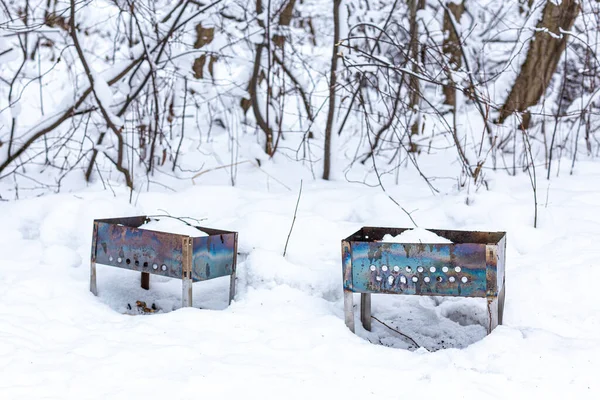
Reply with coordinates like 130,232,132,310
1,160,599,399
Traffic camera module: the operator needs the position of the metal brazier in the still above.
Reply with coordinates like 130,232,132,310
342,227,506,334
91,216,237,308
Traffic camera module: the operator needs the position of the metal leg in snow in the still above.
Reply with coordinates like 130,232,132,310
90,261,98,296
344,289,355,333
360,293,372,331
228,272,236,305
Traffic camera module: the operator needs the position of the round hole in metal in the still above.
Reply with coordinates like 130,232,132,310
430,267,436,273
388,276,394,284
370,265,377,271
461,276,468,283
143,262,148,268
455,266,462,272
126,259,131,265
400,276,407,284
393,266,400,272
412,276,418,283
109,256,113,262
117,257,122,263
406,266,412,273
417,266,424,273
381,265,388,272
152,263,158,270
424,277,431,283
436,276,443,282
449,276,456,283
134,260,139,266
442,266,449,273
161,264,167,271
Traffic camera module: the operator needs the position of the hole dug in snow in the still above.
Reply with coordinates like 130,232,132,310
357,295,488,351
94,265,232,315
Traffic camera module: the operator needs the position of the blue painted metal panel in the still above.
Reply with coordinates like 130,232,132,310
191,232,237,281
348,241,487,297
94,221,184,279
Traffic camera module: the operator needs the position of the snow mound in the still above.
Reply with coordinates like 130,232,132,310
141,218,208,237
382,228,453,244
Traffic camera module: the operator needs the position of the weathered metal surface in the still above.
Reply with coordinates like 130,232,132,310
349,242,487,297
355,226,505,245
90,216,238,309
343,227,506,299
341,226,507,335
182,236,193,307
191,232,237,281
486,244,498,297
94,220,185,279
341,240,353,291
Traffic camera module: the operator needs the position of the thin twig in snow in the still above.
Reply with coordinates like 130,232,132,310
144,213,208,230
173,77,188,172
371,315,422,349
283,180,302,257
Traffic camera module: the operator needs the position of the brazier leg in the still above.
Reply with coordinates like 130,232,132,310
360,293,372,331
181,236,193,308
141,272,150,290
487,296,499,334
90,261,98,296
498,281,506,325
343,289,355,332
228,272,236,305
182,276,193,308
487,280,506,334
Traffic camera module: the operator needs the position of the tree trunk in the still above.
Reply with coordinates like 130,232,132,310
498,0,580,124
442,0,465,108
273,0,297,48
407,0,425,143
322,0,341,180
245,0,299,156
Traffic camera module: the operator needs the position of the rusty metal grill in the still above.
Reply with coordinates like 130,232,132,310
342,227,506,335
90,216,238,309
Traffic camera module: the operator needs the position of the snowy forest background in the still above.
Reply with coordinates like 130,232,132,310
1,1,600,398
0,0,598,202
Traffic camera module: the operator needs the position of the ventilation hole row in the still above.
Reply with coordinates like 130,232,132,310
370,265,463,273
108,256,167,271
374,275,470,284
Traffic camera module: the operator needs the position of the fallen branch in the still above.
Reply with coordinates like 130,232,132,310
371,315,421,349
